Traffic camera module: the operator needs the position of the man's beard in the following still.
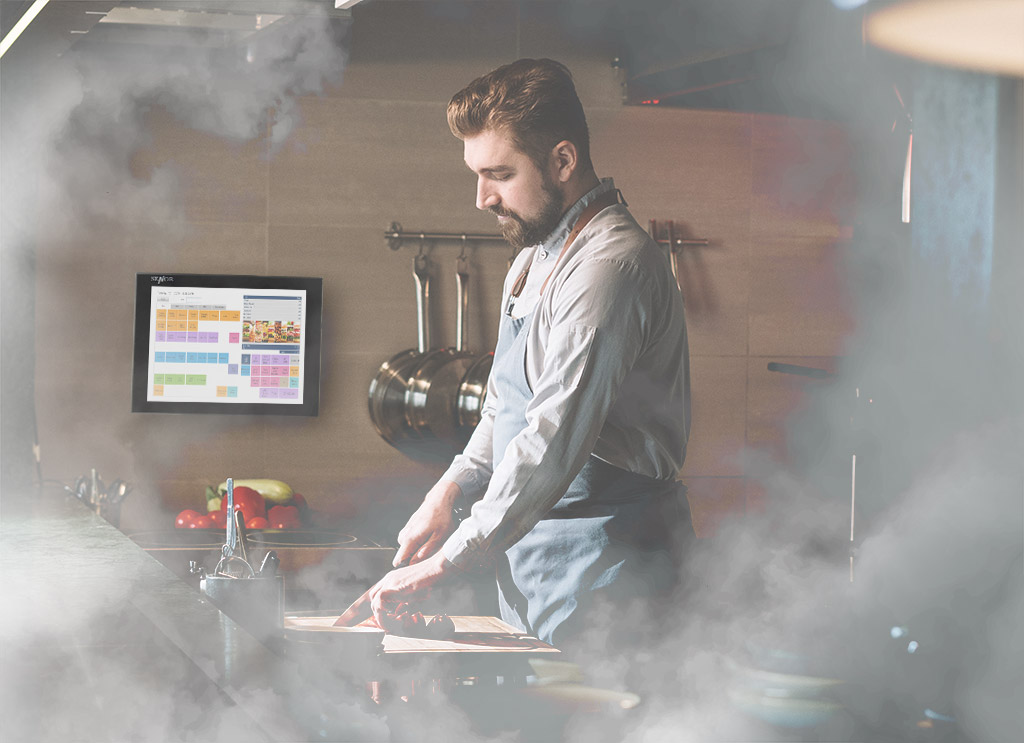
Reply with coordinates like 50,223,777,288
491,175,564,249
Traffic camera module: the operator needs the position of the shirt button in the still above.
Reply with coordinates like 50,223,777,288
538,249,548,260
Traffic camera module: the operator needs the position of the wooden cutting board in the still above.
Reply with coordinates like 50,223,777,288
284,614,560,654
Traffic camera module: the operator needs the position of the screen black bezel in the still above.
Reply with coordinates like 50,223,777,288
131,273,323,416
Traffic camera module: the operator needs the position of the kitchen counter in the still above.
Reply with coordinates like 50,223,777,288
0,487,625,742
0,485,390,742
5,486,935,742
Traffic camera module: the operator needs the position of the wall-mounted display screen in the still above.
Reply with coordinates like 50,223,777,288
132,273,323,416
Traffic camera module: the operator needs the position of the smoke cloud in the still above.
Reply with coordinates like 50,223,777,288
45,5,348,237
1,4,356,741
3,1,1020,741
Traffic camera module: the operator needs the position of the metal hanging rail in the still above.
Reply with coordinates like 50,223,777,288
647,219,710,249
386,220,710,251
386,222,505,251
648,219,711,288
652,236,711,248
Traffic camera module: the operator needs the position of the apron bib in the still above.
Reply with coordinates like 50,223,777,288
489,308,691,648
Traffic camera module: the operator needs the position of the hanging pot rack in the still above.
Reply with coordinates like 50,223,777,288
386,222,506,252
387,220,709,252
647,220,710,250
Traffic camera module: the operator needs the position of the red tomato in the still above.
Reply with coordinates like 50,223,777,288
291,493,310,525
246,516,269,529
189,515,213,529
220,486,266,521
268,504,300,529
175,509,201,528
208,510,227,529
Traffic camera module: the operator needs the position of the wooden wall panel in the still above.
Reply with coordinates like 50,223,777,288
32,2,854,538
683,356,747,478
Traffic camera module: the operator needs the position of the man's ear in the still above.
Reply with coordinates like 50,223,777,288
551,140,578,183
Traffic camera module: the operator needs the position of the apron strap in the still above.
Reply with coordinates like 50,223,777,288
539,189,623,296
505,189,623,315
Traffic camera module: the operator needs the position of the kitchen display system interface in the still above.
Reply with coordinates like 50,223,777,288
132,274,323,416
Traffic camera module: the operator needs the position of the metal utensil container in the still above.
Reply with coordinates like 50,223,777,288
200,573,284,646
199,477,284,646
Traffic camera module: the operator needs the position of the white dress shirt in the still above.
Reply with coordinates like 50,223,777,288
440,178,691,569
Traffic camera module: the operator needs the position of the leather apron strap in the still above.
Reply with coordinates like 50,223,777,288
506,189,622,316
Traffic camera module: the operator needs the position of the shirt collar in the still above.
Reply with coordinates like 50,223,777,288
539,177,617,254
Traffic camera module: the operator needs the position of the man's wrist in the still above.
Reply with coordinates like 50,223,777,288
424,479,463,510
427,549,457,577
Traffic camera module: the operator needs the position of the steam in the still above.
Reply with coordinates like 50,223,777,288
41,7,347,237
2,3,350,499
2,4,356,741
3,1,1020,741
546,4,1023,743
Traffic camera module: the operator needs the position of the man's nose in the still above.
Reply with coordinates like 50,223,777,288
476,179,499,211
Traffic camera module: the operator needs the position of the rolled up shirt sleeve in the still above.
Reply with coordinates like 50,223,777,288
441,256,654,569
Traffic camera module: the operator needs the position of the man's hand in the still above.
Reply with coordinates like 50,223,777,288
394,479,463,567
369,551,454,628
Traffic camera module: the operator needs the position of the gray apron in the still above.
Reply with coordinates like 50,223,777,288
490,307,692,649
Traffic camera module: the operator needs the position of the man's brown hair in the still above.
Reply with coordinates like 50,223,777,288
447,58,593,173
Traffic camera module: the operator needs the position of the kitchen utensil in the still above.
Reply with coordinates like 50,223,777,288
107,479,131,505
223,478,238,559
68,470,132,526
455,351,492,441
201,572,284,645
258,550,280,577
667,219,680,289
368,255,433,445
332,557,410,627
404,254,478,443
334,585,375,627
233,508,250,567
214,478,256,578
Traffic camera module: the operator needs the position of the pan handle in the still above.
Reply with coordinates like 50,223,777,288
456,256,469,353
413,255,431,353
667,220,681,290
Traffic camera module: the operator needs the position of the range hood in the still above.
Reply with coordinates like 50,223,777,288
616,0,867,119
69,1,352,52
0,0,352,63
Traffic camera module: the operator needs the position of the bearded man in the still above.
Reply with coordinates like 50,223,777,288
344,58,693,654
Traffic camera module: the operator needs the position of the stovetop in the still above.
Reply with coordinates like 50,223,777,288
128,528,392,550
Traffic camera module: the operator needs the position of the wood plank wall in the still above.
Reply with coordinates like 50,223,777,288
31,2,854,538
